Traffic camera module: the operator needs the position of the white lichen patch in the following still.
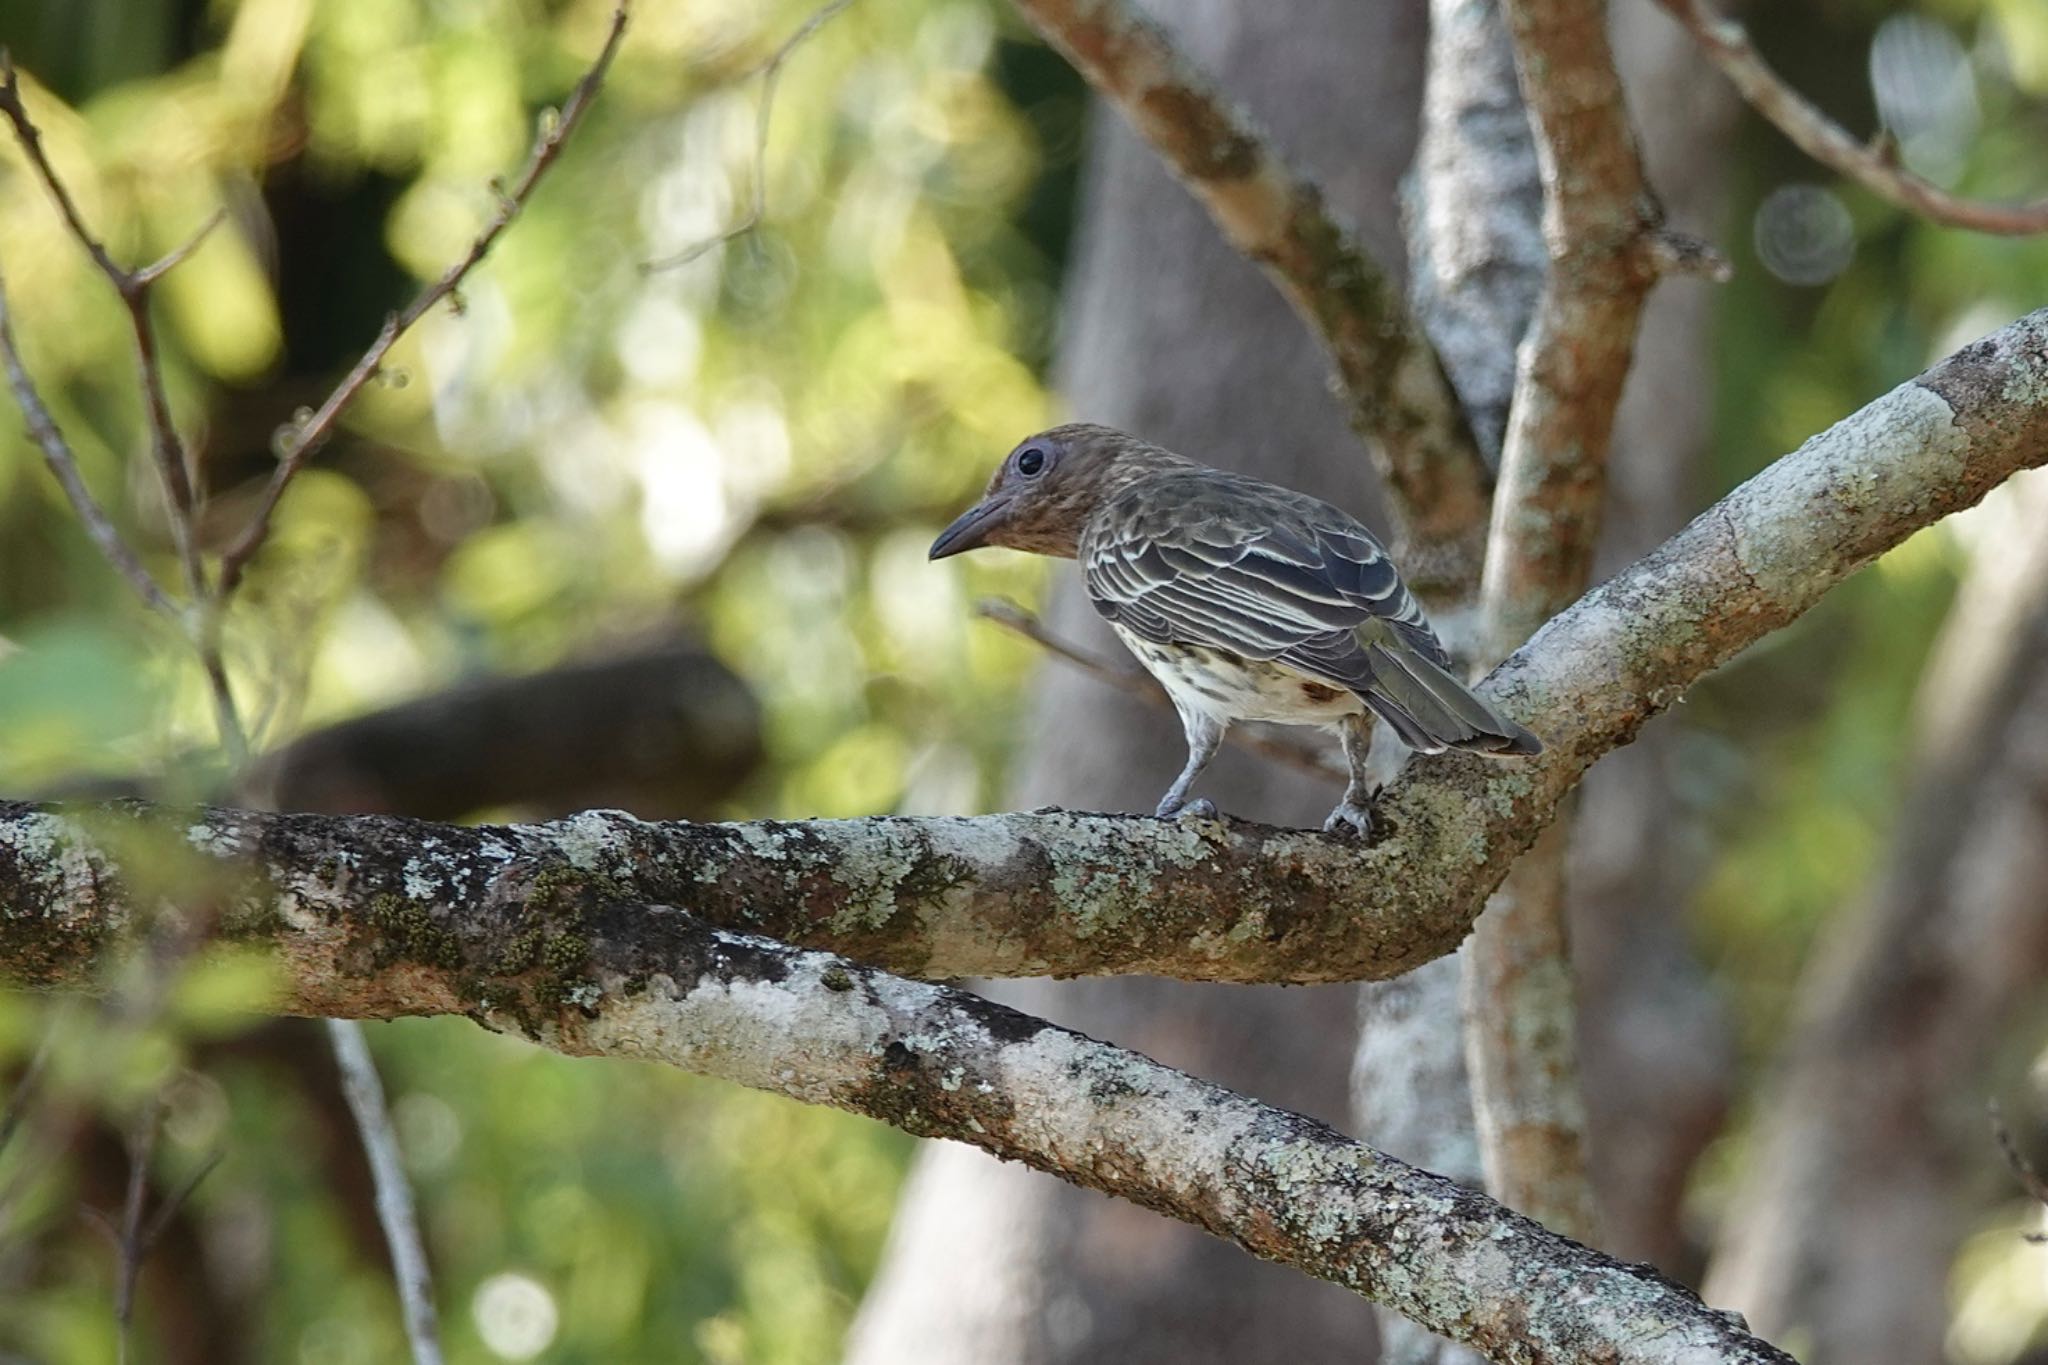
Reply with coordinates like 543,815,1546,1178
185,819,246,858
1731,381,1966,602
0,812,106,918
402,858,441,901
552,809,646,871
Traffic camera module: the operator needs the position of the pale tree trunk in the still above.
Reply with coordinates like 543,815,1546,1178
1355,9,1737,1361
845,1,1426,1358
1704,468,2048,1364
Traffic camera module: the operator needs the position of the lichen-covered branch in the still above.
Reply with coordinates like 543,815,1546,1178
1653,0,2048,237
5,862,1794,1364
3,311,2046,992
1007,0,1493,591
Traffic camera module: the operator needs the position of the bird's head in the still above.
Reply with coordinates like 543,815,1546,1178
928,424,1176,561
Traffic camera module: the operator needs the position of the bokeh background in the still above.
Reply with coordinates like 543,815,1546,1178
0,0,2046,1360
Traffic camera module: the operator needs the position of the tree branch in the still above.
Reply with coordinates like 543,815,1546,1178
0,264,176,616
641,0,855,271
1006,0,1493,591
1460,0,1674,1242
1653,0,2048,236
5,869,1794,1363
3,308,2046,988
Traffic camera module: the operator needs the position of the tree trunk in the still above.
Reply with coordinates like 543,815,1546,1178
846,1,1426,1358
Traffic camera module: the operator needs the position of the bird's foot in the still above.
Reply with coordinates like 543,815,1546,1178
1322,796,1375,839
1157,796,1221,822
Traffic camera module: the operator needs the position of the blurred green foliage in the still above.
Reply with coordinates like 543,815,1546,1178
0,0,1076,1357
2,0,2048,1358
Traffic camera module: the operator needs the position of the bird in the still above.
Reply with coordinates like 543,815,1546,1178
928,423,1541,836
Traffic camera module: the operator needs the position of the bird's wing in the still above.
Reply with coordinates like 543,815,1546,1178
1082,474,1448,675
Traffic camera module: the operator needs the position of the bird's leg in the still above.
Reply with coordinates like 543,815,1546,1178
1155,708,1224,821
1323,712,1378,837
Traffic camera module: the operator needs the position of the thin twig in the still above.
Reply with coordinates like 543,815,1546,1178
111,1102,163,1365
0,54,214,572
139,1146,224,1253
643,0,857,272
0,1025,59,1159
0,54,242,755
217,1,633,595
132,209,226,287
1654,0,2048,236
0,266,177,615
327,1019,444,1365
1990,1101,2048,1243
973,598,1346,781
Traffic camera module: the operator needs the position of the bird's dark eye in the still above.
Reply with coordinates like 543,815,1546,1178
1016,446,1047,477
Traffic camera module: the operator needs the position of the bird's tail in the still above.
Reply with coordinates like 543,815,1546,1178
1360,644,1543,757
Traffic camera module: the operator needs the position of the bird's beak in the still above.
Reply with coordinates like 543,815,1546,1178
929,495,1011,560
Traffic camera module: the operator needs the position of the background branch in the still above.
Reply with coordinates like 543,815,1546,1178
642,0,855,271
326,1019,444,1365
1702,471,2048,1363
0,269,176,616
1653,0,2048,235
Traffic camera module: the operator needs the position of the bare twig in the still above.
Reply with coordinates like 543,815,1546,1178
326,1019,444,1365
1654,0,2048,236
110,1102,162,1365
973,598,1346,781
138,1145,224,1253
0,1025,58,1159
0,268,176,615
1989,1101,2048,1243
1006,0,1493,593
0,53,242,756
217,2,633,595
643,0,856,272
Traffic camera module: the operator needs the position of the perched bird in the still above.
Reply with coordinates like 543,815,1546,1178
929,424,1541,835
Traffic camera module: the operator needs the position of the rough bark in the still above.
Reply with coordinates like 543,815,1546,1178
1460,0,1671,1245
1366,24,1736,1361
1402,0,1544,475
1704,468,2048,1363
1368,6,1542,1354
1568,0,1739,1271
9,872,1798,1364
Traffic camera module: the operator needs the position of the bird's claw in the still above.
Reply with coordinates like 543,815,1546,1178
1158,796,1221,822
1322,798,1374,839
